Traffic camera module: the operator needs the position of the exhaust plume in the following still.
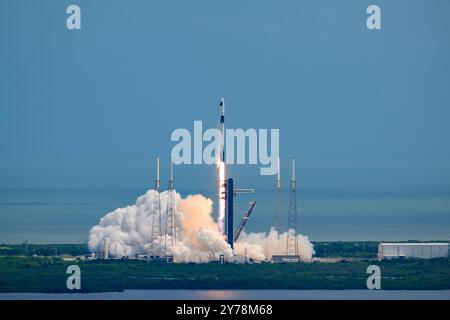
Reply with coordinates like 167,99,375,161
88,189,314,262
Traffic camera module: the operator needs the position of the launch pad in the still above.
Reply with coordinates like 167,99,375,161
216,98,256,250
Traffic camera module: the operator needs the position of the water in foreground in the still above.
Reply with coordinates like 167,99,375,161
1,290,450,300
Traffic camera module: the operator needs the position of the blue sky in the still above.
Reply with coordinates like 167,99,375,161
1,0,449,192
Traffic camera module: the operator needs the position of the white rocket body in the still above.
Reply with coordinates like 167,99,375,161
219,97,225,163
217,97,226,235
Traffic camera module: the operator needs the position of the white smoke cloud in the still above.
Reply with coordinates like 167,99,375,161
88,189,314,262
235,229,315,261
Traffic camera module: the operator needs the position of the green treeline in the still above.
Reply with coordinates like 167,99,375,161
0,256,449,293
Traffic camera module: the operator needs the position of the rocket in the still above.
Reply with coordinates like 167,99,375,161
217,97,227,235
219,97,225,162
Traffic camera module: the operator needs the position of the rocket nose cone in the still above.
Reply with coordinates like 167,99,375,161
219,97,225,116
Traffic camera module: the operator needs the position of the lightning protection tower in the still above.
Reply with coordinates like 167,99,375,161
151,156,162,251
275,157,283,233
286,158,299,256
164,158,177,253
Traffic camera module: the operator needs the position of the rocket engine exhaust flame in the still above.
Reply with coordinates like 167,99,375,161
218,161,226,235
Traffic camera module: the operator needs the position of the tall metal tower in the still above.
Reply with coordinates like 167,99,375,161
150,156,162,251
286,158,299,256
275,157,283,233
164,158,177,253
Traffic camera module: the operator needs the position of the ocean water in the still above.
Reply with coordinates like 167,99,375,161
1,290,450,300
0,187,449,244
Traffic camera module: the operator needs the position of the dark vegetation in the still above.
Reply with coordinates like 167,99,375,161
0,243,87,257
312,241,378,258
0,243,449,293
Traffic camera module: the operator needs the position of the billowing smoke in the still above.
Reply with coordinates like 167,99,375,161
88,189,314,262
234,229,315,261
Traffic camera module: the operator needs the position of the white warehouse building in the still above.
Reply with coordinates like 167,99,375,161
378,242,449,260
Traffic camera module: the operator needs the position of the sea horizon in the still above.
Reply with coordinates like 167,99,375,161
1,186,449,244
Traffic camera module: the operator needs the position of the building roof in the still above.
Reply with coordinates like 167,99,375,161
380,243,448,246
